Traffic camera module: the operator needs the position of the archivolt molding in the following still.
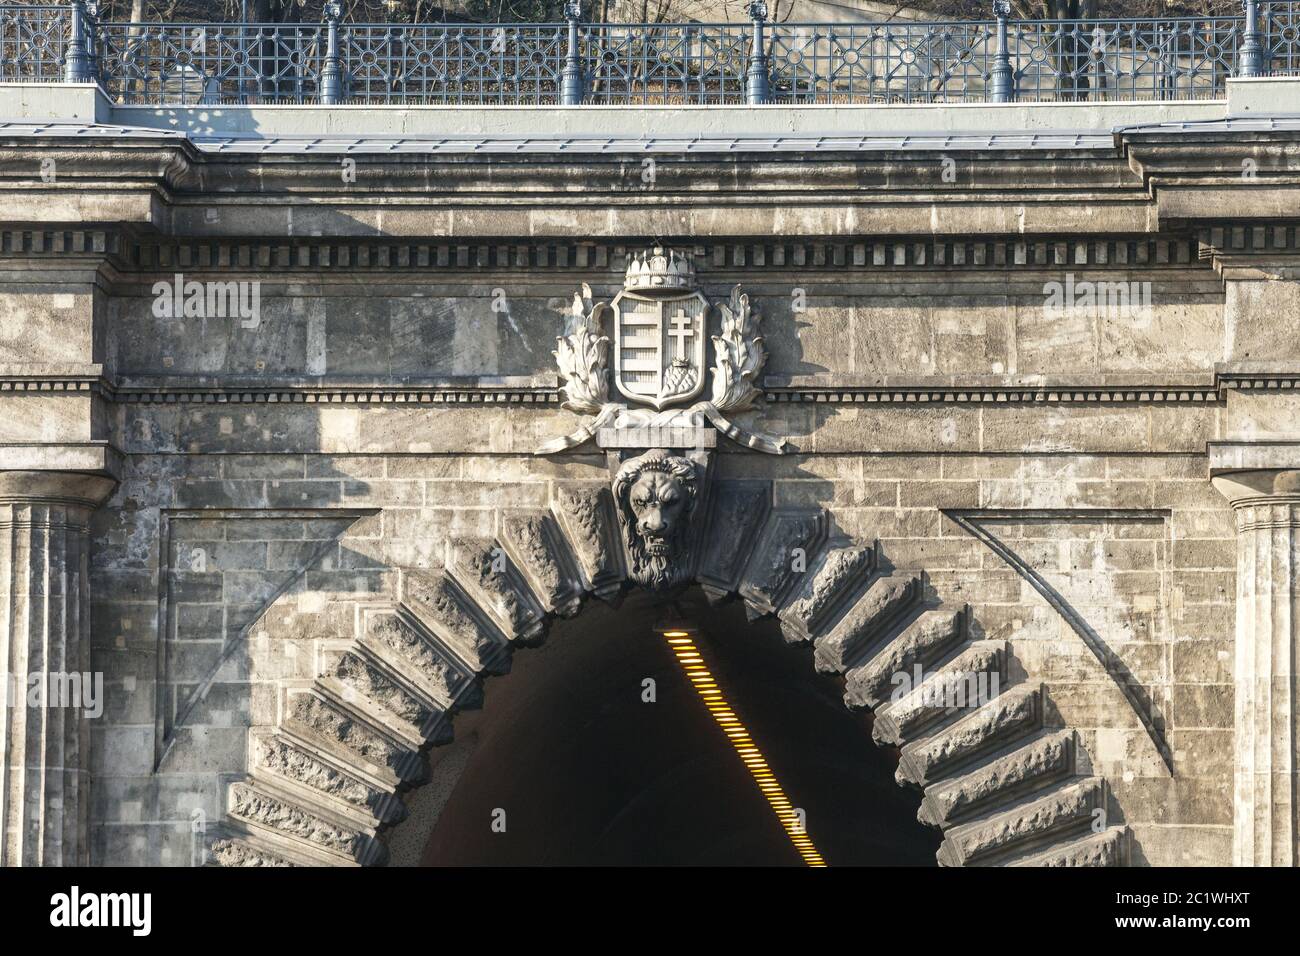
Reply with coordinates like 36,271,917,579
207,460,1133,869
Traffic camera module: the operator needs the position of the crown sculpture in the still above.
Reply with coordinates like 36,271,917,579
623,246,697,292
538,244,787,457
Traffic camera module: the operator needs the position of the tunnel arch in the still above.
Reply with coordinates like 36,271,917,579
207,472,1132,868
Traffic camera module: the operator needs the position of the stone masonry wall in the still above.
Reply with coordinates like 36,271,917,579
54,238,1250,865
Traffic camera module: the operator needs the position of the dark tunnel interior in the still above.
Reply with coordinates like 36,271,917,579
418,589,942,866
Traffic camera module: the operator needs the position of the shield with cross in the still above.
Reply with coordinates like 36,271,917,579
611,289,709,410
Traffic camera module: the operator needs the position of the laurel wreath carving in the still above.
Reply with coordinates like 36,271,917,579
553,283,610,415
709,284,767,413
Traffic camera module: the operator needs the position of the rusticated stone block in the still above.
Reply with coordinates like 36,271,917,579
919,730,1075,827
401,569,510,675
447,535,547,644
226,782,376,864
499,509,584,618
252,732,402,825
323,649,438,736
814,573,925,674
206,837,296,868
696,480,771,602
778,543,877,644
872,641,1005,745
937,777,1105,866
1011,827,1129,867
284,691,421,784
843,607,965,708
362,609,480,711
551,482,625,602
737,509,828,617
898,683,1042,786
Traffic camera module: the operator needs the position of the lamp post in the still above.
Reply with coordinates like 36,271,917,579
990,0,1015,103
745,1,770,105
64,0,97,84
560,1,585,105
1240,0,1265,78
320,1,345,105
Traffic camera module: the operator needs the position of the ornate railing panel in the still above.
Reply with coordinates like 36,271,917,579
96,22,323,104
764,20,995,104
582,23,749,104
0,4,67,81
1009,17,1244,101
340,23,566,104
1,3,1299,105
1266,0,1300,73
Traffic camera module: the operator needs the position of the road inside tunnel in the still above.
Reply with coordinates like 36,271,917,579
416,590,941,866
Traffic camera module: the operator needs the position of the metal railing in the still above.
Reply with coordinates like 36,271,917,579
1265,0,1300,73
95,22,325,103
0,4,68,81
1,0,1298,106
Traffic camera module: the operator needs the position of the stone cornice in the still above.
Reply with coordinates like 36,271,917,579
766,379,1220,405
0,132,1215,238
0,230,1214,276
2,126,1298,235
1196,224,1300,276
0,374,563,406
1120,128,1300,227
4,367,1296,407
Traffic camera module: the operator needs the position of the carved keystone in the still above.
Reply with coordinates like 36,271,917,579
611,448,706,592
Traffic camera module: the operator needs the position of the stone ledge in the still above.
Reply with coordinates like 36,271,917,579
1208,441,1300,475
0,441,121,479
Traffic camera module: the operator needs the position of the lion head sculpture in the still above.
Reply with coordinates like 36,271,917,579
612,448,701,591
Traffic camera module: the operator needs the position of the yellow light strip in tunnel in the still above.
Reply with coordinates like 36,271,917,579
661,630,827,868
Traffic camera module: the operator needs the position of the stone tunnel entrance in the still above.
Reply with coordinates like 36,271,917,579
387,589,942,866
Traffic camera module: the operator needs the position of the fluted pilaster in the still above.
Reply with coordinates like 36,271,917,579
1213,469,1300,866
0,472,115,866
